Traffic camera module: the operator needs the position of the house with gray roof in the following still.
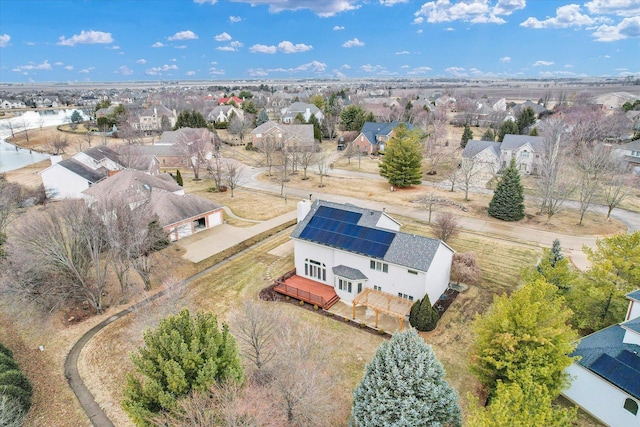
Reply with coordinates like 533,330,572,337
250,121,315,148
352,121,414,155
614,139,640,175
463,134,545,176
280,102,324,124
563,291,640,427
288,199,454,306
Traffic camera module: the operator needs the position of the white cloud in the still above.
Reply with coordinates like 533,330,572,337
565,64,574,68
209,66,225,75
116,65,133,75
469,67,483,75
248,68,269,77
186,71,196,76
194,0,218,4
25,41,35,46
231,0,360,17
417,29,423,33
500,56,511,63
342,38,364,48
79,67,95,74
361,64,386,73
401,65,410,69
278,40,313,53
520,4,597,29
168,30,198,41
152,42,164,48
380,0,408,5
217,40,243,51
341,64,351,69
585,0,640,17
215,32,232,41
107,45,120,50
146,64,179,75
0,34,10,48
174,45,187,49
57,30,113,46
267,60,327,74
445,27,455,31
170,58,177,62
54,61,63,66
593,16,640,41
396,50,410,55
533,60,554,66
333,25,345,30
414,0,524,25
136,58,147,64
229,15,242,23
445,66,467,77
217,46,236,51
250,44,277,54
12,60,52,72
64,65,74,70
407,66,432,75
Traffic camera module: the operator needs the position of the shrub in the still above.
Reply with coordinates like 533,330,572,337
0,353,18,372
0,385,31,413
299,300,305,306
0,343,12,358
313,304,319,311
0,371,32,394
409,296,440,332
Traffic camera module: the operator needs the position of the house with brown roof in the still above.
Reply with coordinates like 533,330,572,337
250,121,315,149
82,170,224,241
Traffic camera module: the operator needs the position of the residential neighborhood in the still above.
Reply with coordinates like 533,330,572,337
1,76,640,427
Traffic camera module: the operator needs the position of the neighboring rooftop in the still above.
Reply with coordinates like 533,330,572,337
57,158,107,182
83,170,181,201
146,189,223,227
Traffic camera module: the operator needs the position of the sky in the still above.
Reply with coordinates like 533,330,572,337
0,0,639,83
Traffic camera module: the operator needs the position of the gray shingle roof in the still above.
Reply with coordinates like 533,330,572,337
332,265,368,281
359,121,413,146
619,139,640,151
501,134,545,151
622,317,640,335
83,145,120,163
462,139,501,159
83,170,181,199
628,290,640,302
146,189,223,227
292,200,449,272
58,158,107,182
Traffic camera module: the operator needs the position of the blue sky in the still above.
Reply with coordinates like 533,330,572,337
1,0,638,83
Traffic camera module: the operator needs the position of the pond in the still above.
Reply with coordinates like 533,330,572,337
0,109,85,172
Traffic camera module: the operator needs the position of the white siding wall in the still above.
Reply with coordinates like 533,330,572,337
293,239,451,304
628,300,640,320
41,165,91,200
208,210,223,227
564,364,640,427
623,329,640,346
375,214,401,231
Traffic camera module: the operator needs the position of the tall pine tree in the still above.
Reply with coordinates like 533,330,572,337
460,125,473,148
378,124,423,188
351,329,461,427
488,158,525,221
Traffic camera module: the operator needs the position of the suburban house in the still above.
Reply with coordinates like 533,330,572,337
563,290,640,427
117,145,161,174
275,200,454,319
614,139,640,175
82,170,224,241
352,121,413,155
133,105,177,133
280,102,324,124
461,139,502,179
207,105,244,124
153,127,217,166
463,134,545,176
218,96,243,107
250,121,315,149
40,146,123,199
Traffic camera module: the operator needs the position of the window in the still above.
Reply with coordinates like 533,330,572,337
338,278,352,293
521,151,529,158
304,258,326,282
398,293,413,300
624,398,638,415
374,285,382,291
357,283,362,293
370,260,388,273
408,270,418,275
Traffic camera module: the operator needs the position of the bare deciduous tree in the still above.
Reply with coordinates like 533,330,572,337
223,159,247,197
45,133,69,155
175,128,214,180
228,114,252,145
459,157,481,201
450,252,482,286
298,144,317,180
316,150,329,187
602,170,634,220
0,175,22,235
432,212,459,243
574,144,611,225
257,135,279,176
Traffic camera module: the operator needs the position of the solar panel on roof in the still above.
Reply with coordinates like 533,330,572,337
617,350,640,372
300,207,395,259
590,353,640,400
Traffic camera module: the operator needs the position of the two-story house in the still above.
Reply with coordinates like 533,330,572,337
352,121,414,155
250,121,315,149
563,290,640,427
280,102,324,124
463,134,545,176
614,139,640,175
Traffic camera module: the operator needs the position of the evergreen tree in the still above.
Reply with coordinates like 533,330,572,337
123,309,243,426
174,109,208,130
481,128,495,141
0,342,32,425
460,125,473,148
523,239,576,292
470,279,577,397
409,297,440,331
256,110,269,127
70,110,82,124
516,107,536,134
497,120,519,142
308,114,323,142
351,329,461,427
378,124,423,188
340,105,373,131
488,158,525,221
529,127,539,136
175,169,183,186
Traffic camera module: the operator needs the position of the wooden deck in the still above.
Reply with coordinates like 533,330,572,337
274,271,340,310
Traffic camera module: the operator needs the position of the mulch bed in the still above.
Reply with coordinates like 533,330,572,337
259,284,460,338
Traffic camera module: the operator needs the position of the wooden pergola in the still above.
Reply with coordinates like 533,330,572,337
352,289,414,329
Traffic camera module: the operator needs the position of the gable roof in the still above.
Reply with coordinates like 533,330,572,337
292,200,448,272
56,158,107,182
501,134,545,151
332,265,368,281
359,121,412,145
619,139,640,152
251,121,314,144
83,170,181,200
628,290,640,303
572,324,640,399
83,145,121,163
462,139,501,159
146,189,223,227
283,102,321,115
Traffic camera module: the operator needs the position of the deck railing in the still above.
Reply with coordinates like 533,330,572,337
274,269,338,309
